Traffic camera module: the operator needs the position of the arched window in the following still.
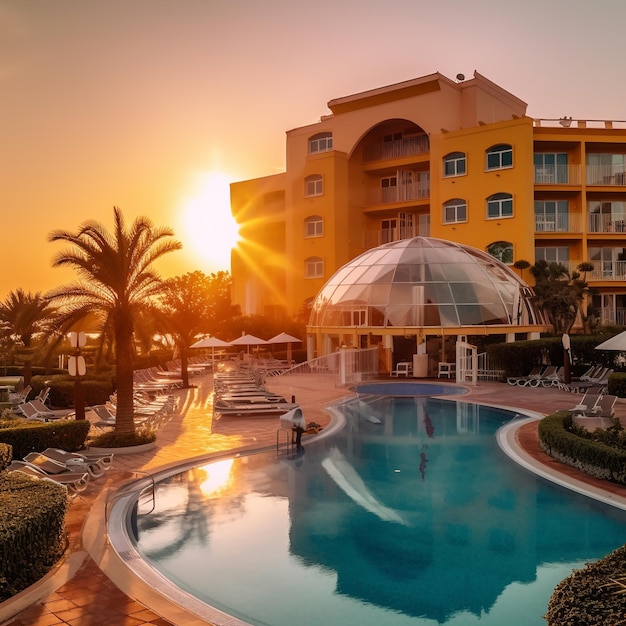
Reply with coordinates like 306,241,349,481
304,215,323,238
487,192,513,219
305,174,323,197
305,256,324,278
443,152,466,177
308,132,333,154
443,198,467,223
487,241,514,264
486,144,513,170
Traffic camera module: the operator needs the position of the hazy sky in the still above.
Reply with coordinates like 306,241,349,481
3,0,626,299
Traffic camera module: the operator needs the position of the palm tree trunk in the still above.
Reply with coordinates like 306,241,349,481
114,319,136,436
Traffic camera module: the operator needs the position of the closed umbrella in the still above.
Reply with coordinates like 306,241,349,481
190,336,230,371
267,332,302,363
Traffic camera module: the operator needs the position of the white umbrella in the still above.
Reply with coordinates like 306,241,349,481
267,332,302,363
190,336,230,370
595,331,626,351
229,333,268,354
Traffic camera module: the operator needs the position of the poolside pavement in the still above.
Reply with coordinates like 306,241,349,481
1,373,626,626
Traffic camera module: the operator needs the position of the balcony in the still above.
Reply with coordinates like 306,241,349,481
586,166,626,186
363,135,429,162
588,214,626,233
589,260,626,281
366,181,430,206
534,165,581,185
364,223,430,248
534,214,581,233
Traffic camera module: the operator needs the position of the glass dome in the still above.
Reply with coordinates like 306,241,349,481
309,237,543,329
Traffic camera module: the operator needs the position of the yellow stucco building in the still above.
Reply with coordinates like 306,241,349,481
230,70,626,365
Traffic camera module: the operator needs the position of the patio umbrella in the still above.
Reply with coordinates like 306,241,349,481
595,331,626,351
267,332,302,363
229,333,268,354
190,336,230,370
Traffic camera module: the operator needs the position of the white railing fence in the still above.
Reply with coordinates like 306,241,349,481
276,347,379,387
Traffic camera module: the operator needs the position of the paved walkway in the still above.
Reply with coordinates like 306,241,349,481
1,374,625,625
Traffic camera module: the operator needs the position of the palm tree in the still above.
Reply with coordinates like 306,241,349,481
0,289,57,348
47,207,182,436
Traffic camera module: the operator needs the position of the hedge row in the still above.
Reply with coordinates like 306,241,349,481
538,412,626,483
0,419,91,460
0,465,68,601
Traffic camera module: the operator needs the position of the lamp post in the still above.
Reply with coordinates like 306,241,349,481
68,331,86,420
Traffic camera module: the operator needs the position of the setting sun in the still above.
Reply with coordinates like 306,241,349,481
179,171,240,270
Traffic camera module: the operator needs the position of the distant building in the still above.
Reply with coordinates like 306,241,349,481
230,70,626,361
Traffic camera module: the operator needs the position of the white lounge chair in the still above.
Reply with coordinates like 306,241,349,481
8,461,89,494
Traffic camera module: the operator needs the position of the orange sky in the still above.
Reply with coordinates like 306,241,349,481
3,0,626,300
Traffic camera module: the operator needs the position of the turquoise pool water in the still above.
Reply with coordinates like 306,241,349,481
129,396,626,625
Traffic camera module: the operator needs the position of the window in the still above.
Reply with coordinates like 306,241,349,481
308,132,333,154
443,152,466,177
304,215,323,238
487,241,513,264
486,144,513,170
535,246,569,263
380,176,398,202
487,193,513,218
443,198,467,223
305,174,323,197
534,200,569,231
534,153,568,183
305,256,324,279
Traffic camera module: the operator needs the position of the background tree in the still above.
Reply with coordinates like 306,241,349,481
513,259,531,281
0,289,58,348
530,260,588,335
156,271,231,387
46,207,181,437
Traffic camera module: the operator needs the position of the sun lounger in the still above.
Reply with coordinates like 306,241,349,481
17,401,60,421
569,392,602,416
8,461,89,494
507,366,545,386
591,394,617,418
30,449,107,478
42,447,114,471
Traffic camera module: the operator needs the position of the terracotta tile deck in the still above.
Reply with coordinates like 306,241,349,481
1,373,625,626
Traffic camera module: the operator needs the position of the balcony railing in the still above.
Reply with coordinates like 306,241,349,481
363,135,430,162
600,308,626,325
534,165,581,184
366,182,430,206
588,214,626,233
586,166,626,186
534,214,581,233
589,260,626,281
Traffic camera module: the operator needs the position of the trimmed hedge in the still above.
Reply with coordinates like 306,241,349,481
30,375,114,409
0,444,11,471
0,470,68,601
0,419,91,460
538,412,626,483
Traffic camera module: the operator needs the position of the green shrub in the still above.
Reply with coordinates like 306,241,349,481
607,372,626,397
0,444,11,470
0,420,91,459
538,412,626,483
30,374,114,409
0,471,68,601
546,544,626,625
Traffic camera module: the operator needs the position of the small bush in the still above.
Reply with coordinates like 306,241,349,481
0,471,68,601
88,430,156,449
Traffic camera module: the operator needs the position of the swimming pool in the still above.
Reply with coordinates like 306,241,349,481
114,395,626,625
